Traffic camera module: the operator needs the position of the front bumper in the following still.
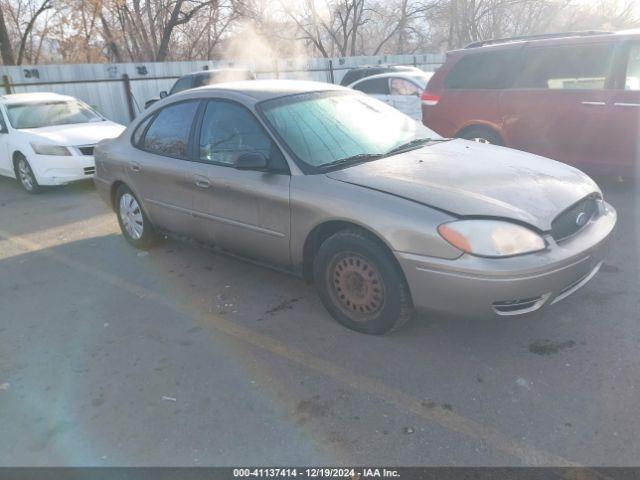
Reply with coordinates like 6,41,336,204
28,154,96,186
396,202,617,318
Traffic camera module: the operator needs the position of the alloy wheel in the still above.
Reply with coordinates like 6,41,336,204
17,159,34,191
119,193,144,240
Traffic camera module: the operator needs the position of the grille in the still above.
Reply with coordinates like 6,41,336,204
84,167,96,175
493,296,545,315
551,196,598,241
79,145,95,156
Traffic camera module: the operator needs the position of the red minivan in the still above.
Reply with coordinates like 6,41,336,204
422,31,640,177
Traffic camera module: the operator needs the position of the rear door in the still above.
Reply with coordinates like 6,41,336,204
129,100,201,235
499,41,616,169
187,99,291,267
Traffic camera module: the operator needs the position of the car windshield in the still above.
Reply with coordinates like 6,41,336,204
6,100,103,129
261,91,440,171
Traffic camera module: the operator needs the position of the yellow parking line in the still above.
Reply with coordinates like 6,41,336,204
0,229,606,472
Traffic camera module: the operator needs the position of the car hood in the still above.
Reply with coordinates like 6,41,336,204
325,139,600,231
21,121,125,146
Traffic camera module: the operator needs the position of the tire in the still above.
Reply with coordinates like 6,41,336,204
458,126,503,146
14,155,41,194
313,229,414,335
115,184,157,249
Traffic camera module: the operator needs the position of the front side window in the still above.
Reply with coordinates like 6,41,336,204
445,50,519,89
140,101,199,159
198,100,280,168
0,109,7,132
261,91,438,171
515,44,614,90
6,100,103,129
390,78,420,96
624,43,640,91
352,78,390,95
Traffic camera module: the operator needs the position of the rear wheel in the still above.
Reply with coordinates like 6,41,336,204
313,229,414,334
458,126,503,146
115,184,156,249
15,155,41,194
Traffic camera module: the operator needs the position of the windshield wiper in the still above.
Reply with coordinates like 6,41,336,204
385,137,447,156
319,153,385,171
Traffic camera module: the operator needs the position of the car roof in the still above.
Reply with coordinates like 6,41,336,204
180,79,350,102
0,92,76,105
349,71,433,85
450,29,640,54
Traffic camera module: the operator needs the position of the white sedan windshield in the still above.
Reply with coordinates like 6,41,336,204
261,91,439,170
6,101,103,129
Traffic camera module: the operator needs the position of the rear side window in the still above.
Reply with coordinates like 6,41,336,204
624,43,640,90
515,43,614,90
140,101,200,159
444,50,519,89
169,76,193,95
352,78,390,95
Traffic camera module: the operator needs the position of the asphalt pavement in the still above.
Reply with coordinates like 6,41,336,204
0,175,638,466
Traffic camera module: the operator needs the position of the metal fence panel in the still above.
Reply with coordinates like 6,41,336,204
1,53,445,125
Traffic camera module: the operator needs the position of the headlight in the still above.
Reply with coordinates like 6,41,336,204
30,143,72,156
438,220,546,257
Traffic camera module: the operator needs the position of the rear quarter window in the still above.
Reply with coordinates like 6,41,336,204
444,50,521,89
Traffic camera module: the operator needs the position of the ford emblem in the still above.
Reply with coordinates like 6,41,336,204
575,212,588,227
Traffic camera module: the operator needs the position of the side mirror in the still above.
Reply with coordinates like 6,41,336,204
159,91,168,99
235,152,268,171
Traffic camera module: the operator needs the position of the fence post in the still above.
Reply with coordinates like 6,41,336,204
122,74,136,121
413,55,417,67
328,59,335,84
2,75,11,94
273,59,279,79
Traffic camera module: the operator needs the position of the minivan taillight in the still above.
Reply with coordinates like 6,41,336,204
420,91,440,106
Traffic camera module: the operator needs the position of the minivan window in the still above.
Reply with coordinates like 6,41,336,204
515,44,614,90
198,100,275,167
140,100,199,159
624,43,640,90
353,78,390,95
444,50,520,89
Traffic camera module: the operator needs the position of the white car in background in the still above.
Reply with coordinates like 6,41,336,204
0,92,125,193
348,70,434,120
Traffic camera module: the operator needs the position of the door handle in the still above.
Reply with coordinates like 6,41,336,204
613,102,640,107
581,101,606,106
130,162,141,173
193,176,210,189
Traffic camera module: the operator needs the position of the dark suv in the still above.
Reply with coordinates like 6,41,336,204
422,31,640,176
145,68,255,108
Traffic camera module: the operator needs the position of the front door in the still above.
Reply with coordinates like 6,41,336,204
189,99,291,267
604,40,640,175
499,41,616,171
388,77,422,120
128,100,201,235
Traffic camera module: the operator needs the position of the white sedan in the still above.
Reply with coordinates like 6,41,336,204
348,71,434,121
0,92,125,193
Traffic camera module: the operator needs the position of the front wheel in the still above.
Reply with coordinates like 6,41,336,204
313,229,414,334
458,126,503,146
115,184,157,249
15,156,41,193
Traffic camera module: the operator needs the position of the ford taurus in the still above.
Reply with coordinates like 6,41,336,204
94,80,616,334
